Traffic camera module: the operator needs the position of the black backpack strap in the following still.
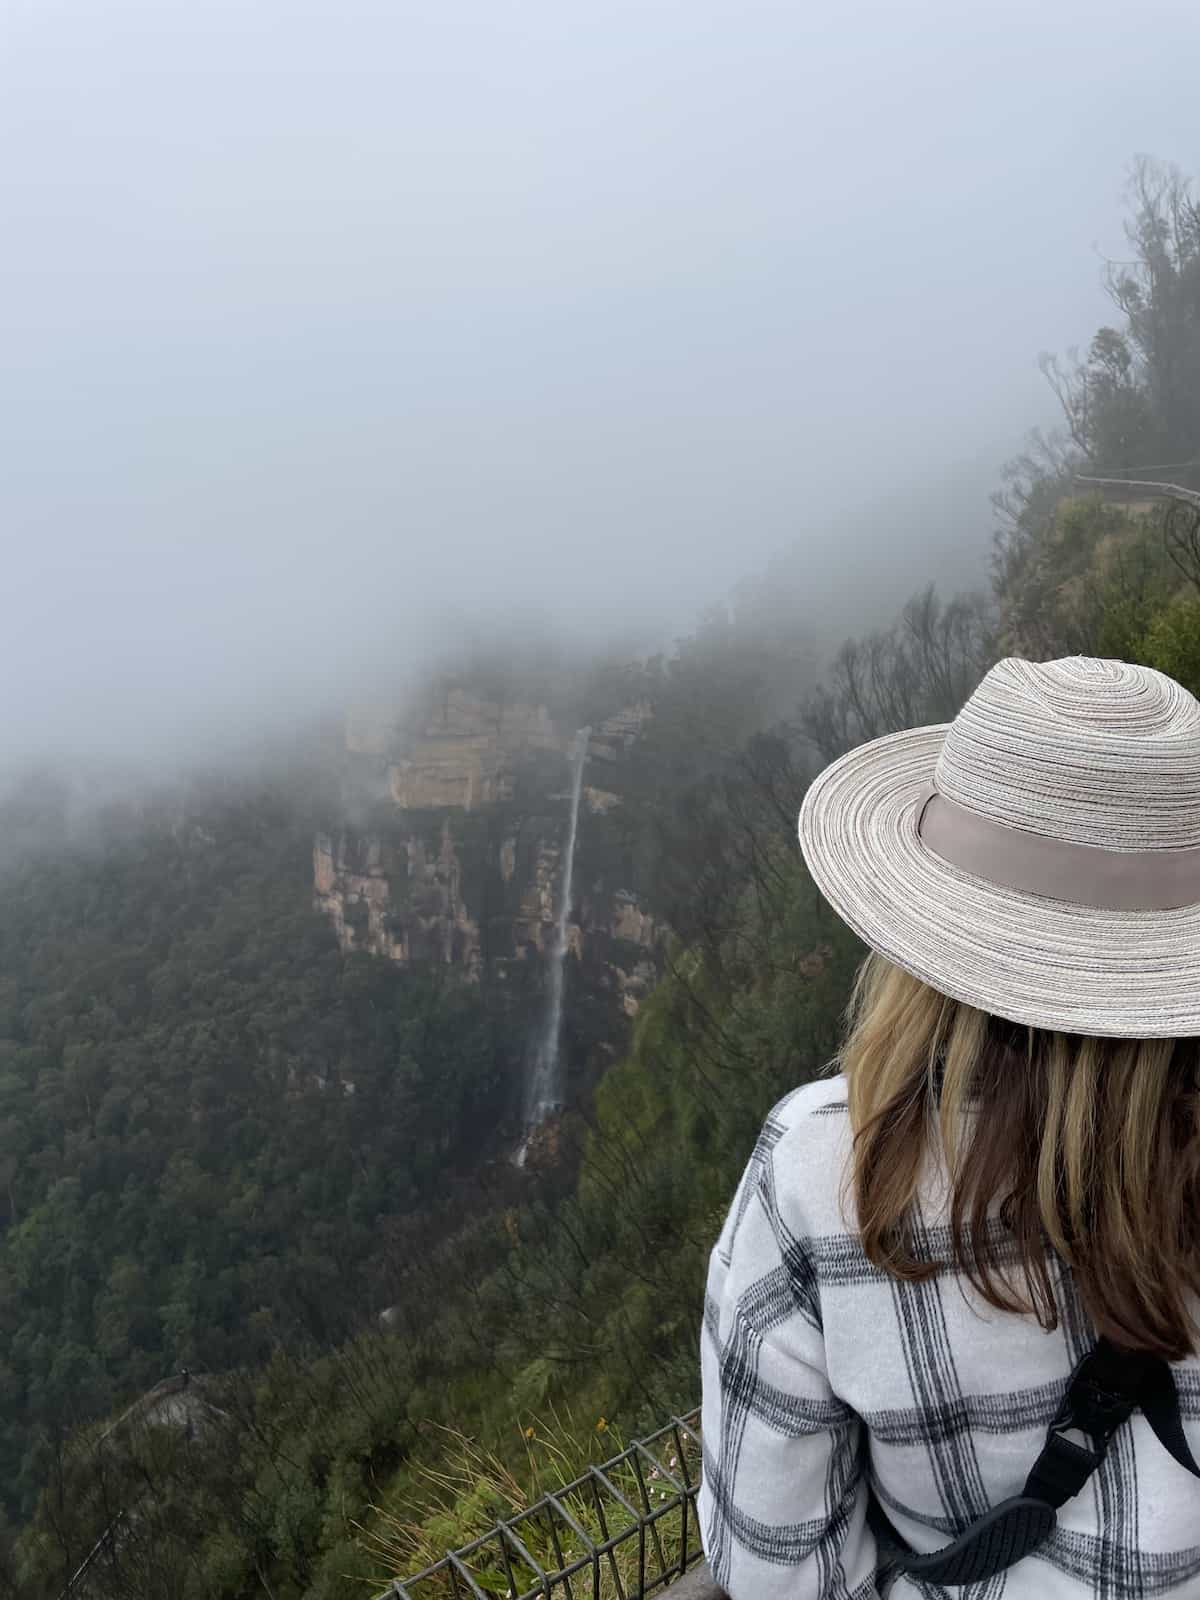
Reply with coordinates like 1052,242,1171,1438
1024,1336,1152,1504
1138,1356,1200,1479
871,1492,1057,1588
871,1338,1149,1588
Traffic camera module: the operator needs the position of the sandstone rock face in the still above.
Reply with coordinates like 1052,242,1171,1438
583,786,621,814
314,817,483,976
353,687,564,814
610,889,657,948
614,959,658,1017
499,835,518,882
315,683,667,1006
587,699,653,762
313,834,338,897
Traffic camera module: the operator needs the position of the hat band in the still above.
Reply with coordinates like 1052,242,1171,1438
915,781,1200,911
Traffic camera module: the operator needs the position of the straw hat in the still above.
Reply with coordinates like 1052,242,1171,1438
796,656,1200,1038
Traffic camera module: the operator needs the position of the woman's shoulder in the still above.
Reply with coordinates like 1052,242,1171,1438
759,1071,854,1232
766,1070,849,1127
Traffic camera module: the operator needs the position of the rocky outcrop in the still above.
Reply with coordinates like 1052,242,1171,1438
314,818,482,975
587,699,653,762
613,956,658,1017
315,684,665,991
610,888,658,947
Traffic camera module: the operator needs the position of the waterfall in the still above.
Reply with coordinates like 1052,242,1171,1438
514,725,591,1166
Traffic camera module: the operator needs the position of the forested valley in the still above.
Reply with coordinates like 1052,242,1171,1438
6,156,1200,1598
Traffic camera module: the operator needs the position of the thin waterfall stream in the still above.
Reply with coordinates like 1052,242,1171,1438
514,725,591,1167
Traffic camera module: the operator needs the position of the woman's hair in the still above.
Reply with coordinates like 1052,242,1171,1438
839,950,1200,1360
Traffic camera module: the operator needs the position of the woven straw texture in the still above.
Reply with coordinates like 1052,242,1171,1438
796,657,1200,1038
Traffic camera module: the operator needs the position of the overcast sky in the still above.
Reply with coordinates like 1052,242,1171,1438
3,0,1200,771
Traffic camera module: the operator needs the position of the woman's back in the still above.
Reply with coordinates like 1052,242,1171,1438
700,656,1200,1596
699,1070,1200,1597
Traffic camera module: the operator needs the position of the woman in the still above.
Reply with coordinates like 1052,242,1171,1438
697,655,1200,1598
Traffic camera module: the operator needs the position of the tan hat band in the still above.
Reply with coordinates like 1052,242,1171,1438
915,782,1200,911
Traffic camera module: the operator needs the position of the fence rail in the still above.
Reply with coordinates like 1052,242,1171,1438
374,1406,724,1600
1074,473,1200,510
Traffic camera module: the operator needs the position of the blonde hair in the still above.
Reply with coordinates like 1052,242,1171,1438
840,950,1200,1359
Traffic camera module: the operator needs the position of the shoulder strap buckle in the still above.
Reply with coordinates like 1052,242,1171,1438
1023,1342,1144,1508
1047,1369,1134,1457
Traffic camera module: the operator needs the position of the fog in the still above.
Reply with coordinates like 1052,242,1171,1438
3,0,1200,774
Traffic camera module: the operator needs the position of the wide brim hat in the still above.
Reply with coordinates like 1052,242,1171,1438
797,656,1200,1039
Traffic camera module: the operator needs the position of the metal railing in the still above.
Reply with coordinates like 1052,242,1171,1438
374,1406,726,1600
1074,473,1200,510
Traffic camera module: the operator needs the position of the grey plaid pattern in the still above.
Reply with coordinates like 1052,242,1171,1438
697,1073,1200,1598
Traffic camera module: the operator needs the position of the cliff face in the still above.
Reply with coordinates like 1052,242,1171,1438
314,686,662,1018
313,819,483,973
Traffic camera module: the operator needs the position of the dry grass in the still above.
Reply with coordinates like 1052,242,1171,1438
351,1399,702,1598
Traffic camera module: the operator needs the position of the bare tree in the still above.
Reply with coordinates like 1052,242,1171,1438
795,585,998,763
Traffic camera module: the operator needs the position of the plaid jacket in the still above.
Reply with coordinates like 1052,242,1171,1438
697,1071,1200,1598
